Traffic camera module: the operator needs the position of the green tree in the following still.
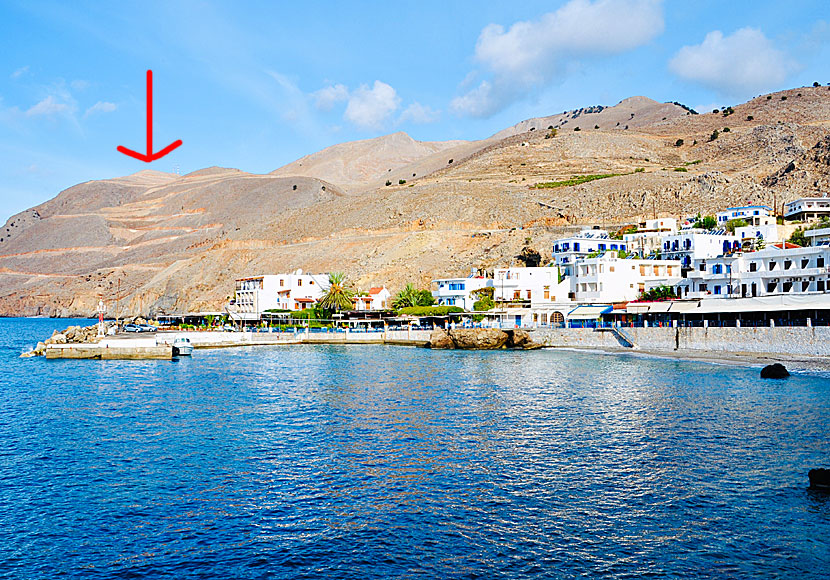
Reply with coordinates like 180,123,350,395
725,218,748,233
788,227,808,247
709,129,719,142
416,289,435,307
317,272,356,312
694,215,717,230
393,284,421,309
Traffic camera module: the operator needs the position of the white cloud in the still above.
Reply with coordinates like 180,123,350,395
344,81,400,130
399,102,440,124
84,101,117,117
11,66,29,79
669,28,800,97
452,0,664,117
25,96,71,117
313,83,349,111
70,79,90,91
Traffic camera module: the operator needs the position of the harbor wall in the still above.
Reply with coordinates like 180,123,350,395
530,326,830,357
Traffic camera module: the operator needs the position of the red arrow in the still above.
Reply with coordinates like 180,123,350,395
117,70,182,162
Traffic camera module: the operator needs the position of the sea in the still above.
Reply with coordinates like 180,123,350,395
1,317,829,578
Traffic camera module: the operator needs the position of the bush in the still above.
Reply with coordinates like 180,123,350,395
635,167,645,173
781,96,787,101
712,109,719,114
722,106,734,117
473,297,494,312
385,180,391,186
594,125,599,129
399,179,406,185
746,115,754,121
725,218,748,233
788,227,808,247
814,82,821,87
638,284,677,302
448,159,453,164
675,138,684,147
723,127,731,132
673,167,687,172
766,95,772,100
574,127,581,131
709,129,719,142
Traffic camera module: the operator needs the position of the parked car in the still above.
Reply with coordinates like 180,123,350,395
123,323,141,333
138,324,157,332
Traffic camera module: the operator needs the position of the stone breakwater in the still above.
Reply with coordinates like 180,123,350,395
20,322,114,357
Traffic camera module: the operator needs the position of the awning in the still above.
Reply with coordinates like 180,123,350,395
645,302,672,313
567,305,612,319
693,294,830,314
626,304,650,314
668,300,701,313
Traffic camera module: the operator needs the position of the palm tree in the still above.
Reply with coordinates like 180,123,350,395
318,272,356,312
393,283,420,309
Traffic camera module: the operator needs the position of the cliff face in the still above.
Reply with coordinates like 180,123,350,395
1,87,829,317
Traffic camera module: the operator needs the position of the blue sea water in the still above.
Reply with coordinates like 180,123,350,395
1,318,829,579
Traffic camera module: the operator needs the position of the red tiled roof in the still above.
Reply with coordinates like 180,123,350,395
294,297,315,303
368,287,385,295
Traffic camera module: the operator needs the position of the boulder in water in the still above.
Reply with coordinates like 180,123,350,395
428,329,455,349
809,468,830,491
449,328,509,350
760,363,789,379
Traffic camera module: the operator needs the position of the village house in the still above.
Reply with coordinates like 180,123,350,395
432,275,492,310
784,197,830,223
354,286,392,311
573,253,682,303
231,270,328,320
676,244,830,300
716,205,773,226
552,230,628,276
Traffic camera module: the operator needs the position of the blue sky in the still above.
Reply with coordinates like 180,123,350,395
1,0,828,220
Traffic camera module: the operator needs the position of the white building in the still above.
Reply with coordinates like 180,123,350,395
662,230,740,267
552,230,628,275
805,226,830,246
623,217,678,257
573,253,682,303
784,197,830,222
432,276,493,310
232,270,328,320
677,244,830,300
354,286,392,311
489,266,575,328
716,205,773,226
734,223,780,245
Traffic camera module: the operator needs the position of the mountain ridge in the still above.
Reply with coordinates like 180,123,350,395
1,86,829,317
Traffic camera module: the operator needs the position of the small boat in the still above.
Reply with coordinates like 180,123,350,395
172,336,194,357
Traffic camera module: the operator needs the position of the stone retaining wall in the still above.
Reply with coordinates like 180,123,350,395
530,327,830,357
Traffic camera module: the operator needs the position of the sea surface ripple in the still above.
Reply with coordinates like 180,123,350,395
1,318,829,578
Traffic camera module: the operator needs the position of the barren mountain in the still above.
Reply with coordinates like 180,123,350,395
270,131,468,193
1,86,829,317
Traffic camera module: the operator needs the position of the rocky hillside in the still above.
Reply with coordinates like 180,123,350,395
1,86,829,317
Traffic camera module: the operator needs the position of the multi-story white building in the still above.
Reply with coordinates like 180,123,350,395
677,245,830,300
661,230,740,267
354,286,392,311
784,197,830,222
489,266,575,328
573,253,682,303
432,276,493,310
552,230,628,275
232,270,328,320
716,205,773,226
